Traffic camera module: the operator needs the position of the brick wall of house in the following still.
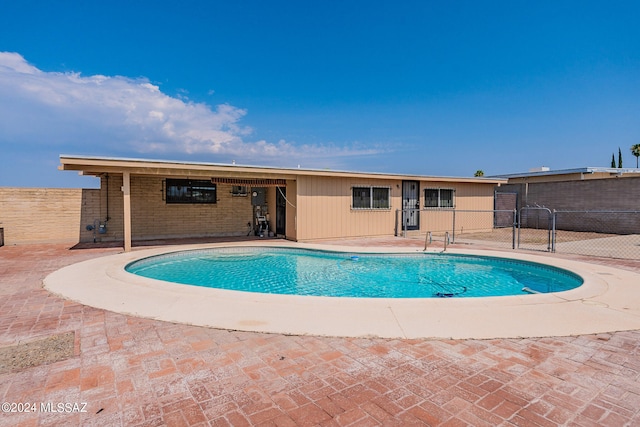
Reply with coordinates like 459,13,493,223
128,176,254,240
0,187,100,245
70,175,256,242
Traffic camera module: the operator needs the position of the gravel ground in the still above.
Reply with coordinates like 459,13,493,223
0,332,75,374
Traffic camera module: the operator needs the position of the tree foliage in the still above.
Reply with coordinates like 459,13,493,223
632,144,640,168
618,147,623,168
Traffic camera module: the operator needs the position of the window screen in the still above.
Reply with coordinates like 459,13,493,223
352,187,371,209
352,187,390,209
440,189,454,208
166,179,217,204
424,189,439,208
372,187,390,209
424,188,454,208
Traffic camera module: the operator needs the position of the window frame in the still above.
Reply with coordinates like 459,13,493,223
231,185,248,196
165,179,217,204
424,188,455,209
351,186,391,210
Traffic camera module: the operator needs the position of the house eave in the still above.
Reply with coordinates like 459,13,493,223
59,155,508,184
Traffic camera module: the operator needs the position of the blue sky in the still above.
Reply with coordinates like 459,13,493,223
1,1,638,188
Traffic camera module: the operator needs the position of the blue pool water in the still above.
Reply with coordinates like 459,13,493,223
126,247,583,298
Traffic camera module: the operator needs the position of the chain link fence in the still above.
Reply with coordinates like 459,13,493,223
397,209,517,249
518,207,553,252
398,208,640,260
553,210,640,259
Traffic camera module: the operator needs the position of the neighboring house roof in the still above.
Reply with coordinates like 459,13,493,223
59,155,507,184
490,167,640,180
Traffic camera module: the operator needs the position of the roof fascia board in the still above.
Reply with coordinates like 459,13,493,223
59,155,506,184
491,167,640,179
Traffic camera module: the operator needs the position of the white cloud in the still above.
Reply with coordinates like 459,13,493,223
0,52,385,166
0,52,39,74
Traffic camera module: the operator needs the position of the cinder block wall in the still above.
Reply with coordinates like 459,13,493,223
499,177,640,211
497,176,640,233
0,187,100,245
525,177,640,211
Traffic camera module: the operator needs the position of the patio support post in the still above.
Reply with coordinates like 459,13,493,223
512,208,517,249
452,210,456,244
123,171,132,252
551,209,557,253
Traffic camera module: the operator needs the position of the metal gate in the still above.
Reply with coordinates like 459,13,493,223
518,206,553,252
494,192,517,227
398,206,638,259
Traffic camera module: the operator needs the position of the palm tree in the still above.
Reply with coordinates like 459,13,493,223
632,144,640,168
474,170,485,177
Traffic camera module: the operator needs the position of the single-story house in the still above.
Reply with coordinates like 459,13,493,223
51,155,506,251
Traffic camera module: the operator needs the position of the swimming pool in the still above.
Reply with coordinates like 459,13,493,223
125,247,583,298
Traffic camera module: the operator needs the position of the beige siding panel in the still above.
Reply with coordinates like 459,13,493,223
285,180,297,240
419,211,455,234
419,182,496,234
296,176,400,240
421,181,495,209
295,179,498,240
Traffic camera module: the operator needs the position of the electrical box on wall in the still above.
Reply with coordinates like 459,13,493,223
251,187,266,206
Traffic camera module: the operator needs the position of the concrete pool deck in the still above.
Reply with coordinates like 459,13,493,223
2,238,640,426
44,240,640,340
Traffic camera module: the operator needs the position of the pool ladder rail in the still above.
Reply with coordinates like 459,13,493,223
424,231,450,252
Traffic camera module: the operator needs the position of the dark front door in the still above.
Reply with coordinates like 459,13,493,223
275,187,286,236
402,180,420,231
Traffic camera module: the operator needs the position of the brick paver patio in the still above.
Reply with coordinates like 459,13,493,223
1,240,639,426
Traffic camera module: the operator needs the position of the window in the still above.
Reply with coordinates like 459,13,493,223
166,179,217,204
424,188,454,208
231,185,248,196
352,187,390,209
